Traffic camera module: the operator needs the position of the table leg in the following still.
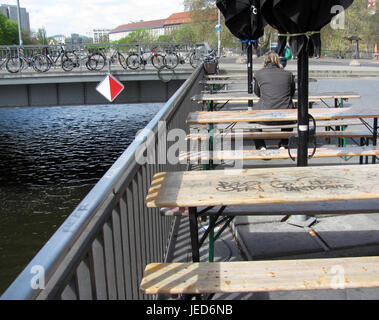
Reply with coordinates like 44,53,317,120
189,207,200,262
373,118,377,164
208,216,215,262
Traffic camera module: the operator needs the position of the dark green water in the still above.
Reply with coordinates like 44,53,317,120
0,103,163,295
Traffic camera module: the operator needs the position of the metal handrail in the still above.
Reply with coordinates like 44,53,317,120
1,64,204,300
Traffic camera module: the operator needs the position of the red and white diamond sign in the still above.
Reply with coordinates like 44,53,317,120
96,74,124,102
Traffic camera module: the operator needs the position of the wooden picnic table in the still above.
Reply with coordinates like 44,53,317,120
141,106,379,297
147,165,379,208
146,164,379,265
186,107,378,166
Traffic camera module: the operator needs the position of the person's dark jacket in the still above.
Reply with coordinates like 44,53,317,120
253,63,295,110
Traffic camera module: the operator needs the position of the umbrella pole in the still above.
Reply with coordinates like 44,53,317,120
288,44,316,227
247,43,253,110
297,45,309,167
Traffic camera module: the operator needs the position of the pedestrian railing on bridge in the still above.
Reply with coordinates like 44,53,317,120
0,42,209,74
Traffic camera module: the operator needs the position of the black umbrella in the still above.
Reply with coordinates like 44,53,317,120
216,0,266,108
260,0,354,166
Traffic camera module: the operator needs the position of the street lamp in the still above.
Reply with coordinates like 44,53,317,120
16,0,23,46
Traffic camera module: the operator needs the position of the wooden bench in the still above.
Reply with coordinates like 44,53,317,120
142,164,379,295
200,78,318,86
205,74,246,79
191,91,360,110
186,107,379,125
186,130,373,141
189,119,367,130
179,146,379,162
141,258,379,295
199,78,317,94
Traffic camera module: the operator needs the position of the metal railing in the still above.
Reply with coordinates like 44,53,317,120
0,42,208,74
1,64,204,300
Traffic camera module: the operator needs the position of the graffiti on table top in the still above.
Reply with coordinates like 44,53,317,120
216,176,356,193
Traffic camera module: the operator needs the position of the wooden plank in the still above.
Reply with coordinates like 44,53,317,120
195,119,365,130
179,146,379,162
200,78,317,85
186,130,374,141
160,199,379,217
140,257,379,294
186,107,379,124
205,74,246,79
199,80,248,85
192,92,360,103
146,164,379,208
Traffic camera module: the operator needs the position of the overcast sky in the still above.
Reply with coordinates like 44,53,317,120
1,0,185,36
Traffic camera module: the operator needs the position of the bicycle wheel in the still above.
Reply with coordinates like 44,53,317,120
164,52,179,69
61,51,78,72
189,53,201,68
87,52,106,71
126,53,140,70
118,52,128,70
6,57,22,73
151,54,165,69
32,54,50,72
157,66,175,83
61,57,75,71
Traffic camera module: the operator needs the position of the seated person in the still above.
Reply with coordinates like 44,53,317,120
253,52,296,150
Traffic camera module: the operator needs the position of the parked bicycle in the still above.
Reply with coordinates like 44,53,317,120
126,46,165,70
41,45,79,72
108,46,128,70
6,47,49,73
85,48,107,71
163,45,201,69
0,47,11,70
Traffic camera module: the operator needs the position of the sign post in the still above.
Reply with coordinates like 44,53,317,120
96,74,124,102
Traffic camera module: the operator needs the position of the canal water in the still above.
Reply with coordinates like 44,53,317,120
0,103,163,295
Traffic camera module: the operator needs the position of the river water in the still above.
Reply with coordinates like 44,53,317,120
0,103,163,295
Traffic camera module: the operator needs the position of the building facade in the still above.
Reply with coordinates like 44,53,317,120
109,19,166,42
0,4,30,31
108,11,193,42
65,33,92,47
92,29,112,43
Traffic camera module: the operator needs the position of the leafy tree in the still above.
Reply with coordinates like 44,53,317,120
0,12,19,44
321,0,379,55
172,24,196,42
4,18,19,44
36,27,49,45
117,28,154,44
157,34,174,42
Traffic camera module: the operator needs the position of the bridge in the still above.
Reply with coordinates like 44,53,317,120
0,42,204,107
0,67,193,107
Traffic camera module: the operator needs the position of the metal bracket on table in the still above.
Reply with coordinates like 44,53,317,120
288,114,317,161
